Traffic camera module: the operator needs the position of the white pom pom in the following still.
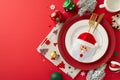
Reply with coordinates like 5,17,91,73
95,43,98,47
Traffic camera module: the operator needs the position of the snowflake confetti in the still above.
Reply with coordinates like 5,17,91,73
50,4,56,10
80,71,86,76
42,59,45,62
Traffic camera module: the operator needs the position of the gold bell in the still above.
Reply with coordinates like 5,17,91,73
50,51,59,60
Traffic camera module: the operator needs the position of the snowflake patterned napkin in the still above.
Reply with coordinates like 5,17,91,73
37,23,80,79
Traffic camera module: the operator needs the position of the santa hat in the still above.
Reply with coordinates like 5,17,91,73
77,32,98,48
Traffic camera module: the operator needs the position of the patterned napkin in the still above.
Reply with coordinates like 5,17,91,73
37,23,80,79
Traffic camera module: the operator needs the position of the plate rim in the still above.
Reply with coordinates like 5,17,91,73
65,19,109,63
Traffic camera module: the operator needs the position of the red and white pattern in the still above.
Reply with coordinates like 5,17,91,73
37,23,80,79
37,20,120,80
109,61,120,72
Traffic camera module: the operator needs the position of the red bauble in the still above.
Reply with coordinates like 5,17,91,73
50,10,63,22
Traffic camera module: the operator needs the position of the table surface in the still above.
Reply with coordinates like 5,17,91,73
0,0,120,80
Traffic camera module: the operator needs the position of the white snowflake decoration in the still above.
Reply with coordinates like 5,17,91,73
42,59,45,62
80,71,86,76
112,13,120,31
50,4,56,10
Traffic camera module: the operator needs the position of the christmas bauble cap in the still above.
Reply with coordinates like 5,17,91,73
77,32,98,48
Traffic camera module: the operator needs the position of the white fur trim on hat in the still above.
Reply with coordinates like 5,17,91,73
76,39,97,48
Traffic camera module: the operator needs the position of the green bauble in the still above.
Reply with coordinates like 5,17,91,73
50,72,62,80
63,0,75,11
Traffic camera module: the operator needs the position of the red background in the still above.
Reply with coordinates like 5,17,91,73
0,0,120,80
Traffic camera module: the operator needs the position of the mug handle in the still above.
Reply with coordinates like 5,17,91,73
99,4,105,8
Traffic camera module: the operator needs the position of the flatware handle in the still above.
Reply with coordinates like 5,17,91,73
93,13,105,33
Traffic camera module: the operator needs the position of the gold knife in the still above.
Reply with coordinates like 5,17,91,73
93,13,105,33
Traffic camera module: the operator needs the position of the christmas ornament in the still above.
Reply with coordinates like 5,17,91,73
63,0,75,12
50,72,62,80
71,32,98,62
77,0,97,16
50,51,59,60
86,64,106,80
112,13,120,31
109,61,120,72
50,10,63,22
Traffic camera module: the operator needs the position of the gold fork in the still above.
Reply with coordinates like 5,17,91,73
88,13,98,32
93,13,105,33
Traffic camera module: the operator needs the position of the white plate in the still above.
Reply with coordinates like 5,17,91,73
65,20,109,63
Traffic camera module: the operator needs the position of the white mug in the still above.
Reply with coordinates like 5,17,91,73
99,0,120,12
